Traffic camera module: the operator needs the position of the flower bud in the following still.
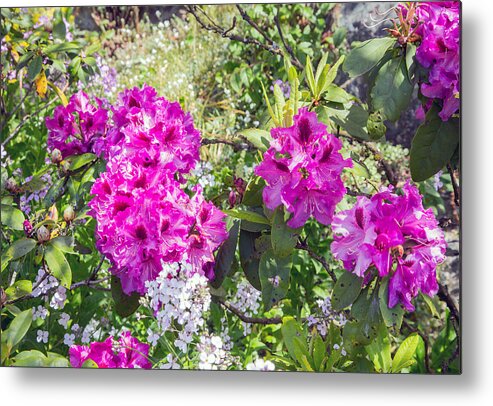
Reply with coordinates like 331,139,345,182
51,148,63,164
47,204,59,222
60,160,71,174
23,219,33,236
5,178,19,194
63,205,75,222
37,225,50,243
228,190,237,208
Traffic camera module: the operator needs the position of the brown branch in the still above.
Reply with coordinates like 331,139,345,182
437,283,460,334
215,297,283,324
236,5,275,46
296,239,337,283
186,6,283,58
447,163,460,207
201,137,256,152
274,11,303,70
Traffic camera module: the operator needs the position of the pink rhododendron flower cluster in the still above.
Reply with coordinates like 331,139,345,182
331,182,446,311
46,91,109,158
89,85,228,295
69,332,151,368
255,108,351,228
106,84,200,174
413,2,460,121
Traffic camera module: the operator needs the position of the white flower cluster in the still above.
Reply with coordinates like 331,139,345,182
190,161,216,189
32,269,58,298
246,358,276,371
144,261,211,353
307,296,347,337
230,280,261,335
197,334,238,370
32,305,48,321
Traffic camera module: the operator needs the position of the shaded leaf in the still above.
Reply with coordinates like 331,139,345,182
331,271,363,311
343,38,396,77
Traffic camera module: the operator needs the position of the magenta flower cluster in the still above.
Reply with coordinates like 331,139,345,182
88,85,228,295
46,91,109,158
414,1,460,121
255,108,352,228
69,332,151,368
331,183,446,311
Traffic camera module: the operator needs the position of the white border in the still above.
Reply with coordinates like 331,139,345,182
2,0,493,405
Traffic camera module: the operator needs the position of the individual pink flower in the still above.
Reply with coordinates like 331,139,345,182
46,91,109,158
331,182,446,311
69,332,151,369
255,108,352,228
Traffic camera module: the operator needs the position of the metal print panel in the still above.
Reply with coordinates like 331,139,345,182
0,2,461,373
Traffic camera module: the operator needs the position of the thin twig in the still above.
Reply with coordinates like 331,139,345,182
1,97,58,147
236,5,274,46
201,137,256,152
447,163,460,207
437,283,460,334
274,11,303,70
296,239,337,283
216,297,283,324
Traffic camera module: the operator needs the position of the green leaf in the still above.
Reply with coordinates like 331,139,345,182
44,244,72,288
392,333,420,372
2,309,32,358
210,220,240,288
16,51,34,71
305,55,316,95
242,176,266,207
314,52,329,87
259,249,292,310
1,238,37,271
5,280,32,301
260,81,280,127
271,207,300,258
351,285,383,343
281,316,307,362
49,236,75,254
238,129,272,152
365,323,392,373
370,56,413,121
273,84,286,124
69,153,97,171
343,38,396,77
44,42,81,55
0,204,25,230
81,358,99,368
379,278,405,330
12,350,47,367
320,55,345,94
111,276,140,318
420,292,440,318
324,84,353,104
406,42,417,80
331,272,363,311
53,21,66,40
223,209,270,225
321,103,369,140
410,106,460,181
45,352,69,367
239,230,263,290
312,333,327,371
27,55,42,81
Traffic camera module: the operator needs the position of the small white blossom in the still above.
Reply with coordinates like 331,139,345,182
36,330,49,344
58,313,70,329
246,359,276,371
63,333,76,346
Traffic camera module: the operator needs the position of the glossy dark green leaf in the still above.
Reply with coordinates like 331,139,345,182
410,106,460,181
379,278,405,330
44,244,72,288
259,249,292,310
343,37,396,77
5,280,32,301
27,55,42,81
239,230,263,290
210,220,240,288
1,238,37,271
0,204,25,230
271,208,300,258
370,56,413,121
111,276,140,318
331,271,363,311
